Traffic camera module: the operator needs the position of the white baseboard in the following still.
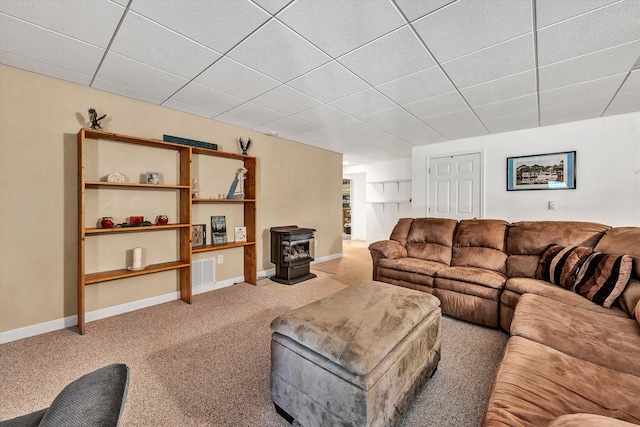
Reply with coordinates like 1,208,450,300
0,276,241,344
0,253,343,344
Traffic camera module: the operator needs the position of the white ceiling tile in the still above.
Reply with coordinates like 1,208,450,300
0,14,104,75
292,105,353,126
536,0,620,28
359,107,418,131
228,20,330,82
539,74,626,110
92,79,167,104
126,0,270,53
278,0,405,57
482,110,539,134
326,119,384,139
474,94,538,122
195,57,280,100
603,71,640,116
162,99,216,118
0,50,92,86
329,89,397,118
213,115,261,130
339,26,435,86
460,70,537,107
252,0,291,15
111,12,220,79
537,1,640,66
424,109,488,140
538,41,640,91
377,66,454,105
413,0,531,62
288,61,369,103
393,121,447,145
442,34,535,88
95,52,188,98
0,0,124,47
394,0,457,22
168,82,245,115
540,96,611,125
251,85,321,115
256,117,317,137
403,91,468,121
215,102,285,127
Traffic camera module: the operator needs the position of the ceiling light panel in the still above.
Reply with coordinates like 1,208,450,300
227,20,330,82
288,61,369,103
0,0,124,48
338,26,435,86
194,57,280,101
110,12,221,79
126,0,271,53
278,0,406,57
0,14,104,76
537,1,640,67
413,0,531,63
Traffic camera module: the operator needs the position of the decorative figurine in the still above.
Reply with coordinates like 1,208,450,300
156,215,169,226
227,167,248,199
239,137,252,155
101,217,115,228
192,178,200,199
88,108,106,130
107,172,125,183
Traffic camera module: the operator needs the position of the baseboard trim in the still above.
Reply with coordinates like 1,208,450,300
0,252,343,344
0,276,242,344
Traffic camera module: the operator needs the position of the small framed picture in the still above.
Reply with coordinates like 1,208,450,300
146,172,160,185
211,215,227,245
192,224,206,247
507,151,576,191
235,226,247,243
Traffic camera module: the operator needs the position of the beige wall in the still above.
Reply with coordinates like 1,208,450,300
0,65,343,333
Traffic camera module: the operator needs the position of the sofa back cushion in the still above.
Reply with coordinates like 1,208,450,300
389,218,414,246
506,221,611,278
406,218,458,265
594,227,640,280
450,219,509,273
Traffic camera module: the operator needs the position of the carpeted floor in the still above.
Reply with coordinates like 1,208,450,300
0,240,508,426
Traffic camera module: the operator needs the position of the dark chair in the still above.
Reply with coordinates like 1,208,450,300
0,363,129,427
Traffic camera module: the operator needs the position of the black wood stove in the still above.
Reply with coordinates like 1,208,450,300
270,226,317,285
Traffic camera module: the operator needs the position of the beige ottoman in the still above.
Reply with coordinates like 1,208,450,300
270,281,442,427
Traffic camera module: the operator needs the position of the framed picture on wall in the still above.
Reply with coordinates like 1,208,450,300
507,151,576,191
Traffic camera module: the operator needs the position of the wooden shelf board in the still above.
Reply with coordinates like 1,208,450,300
192,146,255,160
192,241,255,253
84,261,190,285
85,181,189,189
82,129,190,151
85,223,190,234
192,198,256,203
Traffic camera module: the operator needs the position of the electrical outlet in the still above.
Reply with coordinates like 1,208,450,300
217,254,223,264
548,200,558,210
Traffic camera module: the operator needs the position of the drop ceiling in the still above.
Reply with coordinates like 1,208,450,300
1,0,639,165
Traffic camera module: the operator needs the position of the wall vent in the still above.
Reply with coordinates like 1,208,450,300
192,258,215,287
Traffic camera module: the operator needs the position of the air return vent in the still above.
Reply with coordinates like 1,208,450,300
192,258,215,287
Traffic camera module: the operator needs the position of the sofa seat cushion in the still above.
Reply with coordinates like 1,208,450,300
511,294,640,376
378,257,448,276
436,266,507,290
503,277,629,318
482,337,640,426
548,413,640,427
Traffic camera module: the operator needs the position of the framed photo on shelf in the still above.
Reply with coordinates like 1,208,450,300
211,215,227,245
234,226,247,243
192,224,206,247
146,171,160,185
507,151,576,191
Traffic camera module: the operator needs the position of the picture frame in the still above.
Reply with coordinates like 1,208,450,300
146,172,160,185
211,216,227,245
192,224,206,247
507,151,576,191
234,226,247,243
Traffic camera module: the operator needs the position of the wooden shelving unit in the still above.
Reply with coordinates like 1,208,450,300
77,129,257,334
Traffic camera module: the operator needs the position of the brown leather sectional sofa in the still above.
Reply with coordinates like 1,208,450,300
369,218,640,426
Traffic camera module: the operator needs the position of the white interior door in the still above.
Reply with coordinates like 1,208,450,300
428,153,481,219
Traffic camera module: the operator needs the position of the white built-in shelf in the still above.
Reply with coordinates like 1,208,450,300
367,179,411,185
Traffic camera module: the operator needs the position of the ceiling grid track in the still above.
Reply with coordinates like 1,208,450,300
532,0,541,127
89,0,132,87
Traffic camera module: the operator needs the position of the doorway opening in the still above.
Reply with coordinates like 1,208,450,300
342,179,351,240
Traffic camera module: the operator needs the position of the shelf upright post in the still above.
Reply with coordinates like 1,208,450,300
77,129,86,334
243,156,257,284
179,147,193,303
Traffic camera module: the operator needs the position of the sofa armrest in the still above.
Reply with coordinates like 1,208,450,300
548,413,639,426
369,240,407,281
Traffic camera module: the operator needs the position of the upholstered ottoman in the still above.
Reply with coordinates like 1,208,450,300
270,281,442,427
